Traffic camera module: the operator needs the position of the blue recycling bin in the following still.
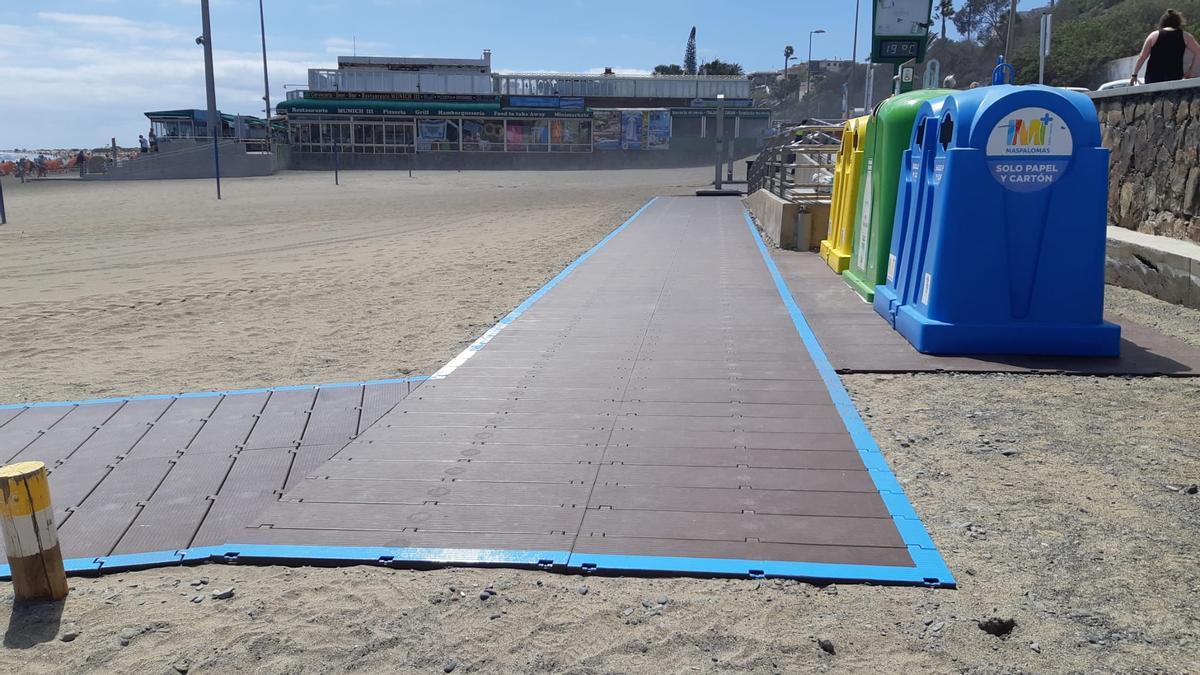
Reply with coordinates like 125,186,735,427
874,96,951,327
878,84,1120,356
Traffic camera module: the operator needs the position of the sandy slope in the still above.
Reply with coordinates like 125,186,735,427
0,169,706,403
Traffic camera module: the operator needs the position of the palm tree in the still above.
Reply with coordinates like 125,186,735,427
784,45,795,77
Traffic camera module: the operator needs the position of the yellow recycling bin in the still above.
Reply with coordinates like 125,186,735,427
819,115,870,274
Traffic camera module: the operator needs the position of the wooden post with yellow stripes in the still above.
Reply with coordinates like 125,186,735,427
1,462,69,601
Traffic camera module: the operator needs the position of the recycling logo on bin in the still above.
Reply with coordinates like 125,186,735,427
985,107,1073,193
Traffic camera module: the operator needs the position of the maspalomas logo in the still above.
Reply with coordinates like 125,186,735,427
985,106,1073,192
1004,112,1054,151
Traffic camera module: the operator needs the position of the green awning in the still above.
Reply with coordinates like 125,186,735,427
144,109,203,120
276,99,502,116
144,110,272,126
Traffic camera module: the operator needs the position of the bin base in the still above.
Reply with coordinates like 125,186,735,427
842,268,876,302
894,306,1122,357
873,285,900,327
818,241,851,274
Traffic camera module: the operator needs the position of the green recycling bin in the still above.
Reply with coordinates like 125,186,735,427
843,88,955,302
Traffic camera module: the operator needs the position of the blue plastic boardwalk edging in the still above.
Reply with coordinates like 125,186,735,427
1,199,953,588
1,199,658,582
739,210,953,586
0,377,431,410
562,211,953,587
1,546,571,580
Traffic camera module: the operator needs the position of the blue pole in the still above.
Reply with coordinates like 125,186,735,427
992,55,1015,85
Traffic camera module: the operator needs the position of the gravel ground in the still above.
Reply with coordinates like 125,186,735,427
1105,284,1200,349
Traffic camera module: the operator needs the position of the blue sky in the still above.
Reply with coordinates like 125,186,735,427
0,0,1046,148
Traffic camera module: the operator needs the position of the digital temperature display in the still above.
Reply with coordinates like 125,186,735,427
879,40,919,58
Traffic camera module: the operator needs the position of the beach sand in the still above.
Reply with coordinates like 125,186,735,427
0,169,707,403
0,171,1197,673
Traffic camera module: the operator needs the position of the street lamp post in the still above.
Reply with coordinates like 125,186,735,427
199,0,220,199
848,0,860,118
258,0,272,152
807,29,826,102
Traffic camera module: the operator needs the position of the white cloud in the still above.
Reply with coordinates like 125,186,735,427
36,12,185,41
0,16,324,148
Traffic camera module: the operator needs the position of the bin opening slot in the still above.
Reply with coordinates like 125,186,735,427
939,114,954,150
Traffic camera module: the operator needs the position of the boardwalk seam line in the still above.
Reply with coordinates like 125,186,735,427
429,197,659,380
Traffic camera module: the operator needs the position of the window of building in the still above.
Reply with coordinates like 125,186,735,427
461,119,505,152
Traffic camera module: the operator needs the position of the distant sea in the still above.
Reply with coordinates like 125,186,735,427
0,152,44,162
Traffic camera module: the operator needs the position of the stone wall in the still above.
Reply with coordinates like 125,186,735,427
1092,79,1200,244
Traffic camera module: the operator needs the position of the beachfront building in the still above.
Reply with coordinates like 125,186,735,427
145,110,281,152
275,50,770,166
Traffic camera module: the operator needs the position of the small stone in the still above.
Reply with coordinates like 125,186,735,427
577,586,589,596
172,658,191,674
443,659,458,673
211,587,235,600
118,627,139,640
641,600,654,608
489,613,502,620
931,622,944,633
1184,484,1199,495
823,585,838,596
622,608,634,617
189,580,205,587
190,596,203,603
656,595,669,605
817,637,836,655
479,592,491,601
60,626,80,643
1000,449,1019,457
923,618,934,626
1030,642,1041,653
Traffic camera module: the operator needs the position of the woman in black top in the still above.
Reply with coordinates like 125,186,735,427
1131,9,1200,84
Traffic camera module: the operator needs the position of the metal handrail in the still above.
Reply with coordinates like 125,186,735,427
747,124,842,196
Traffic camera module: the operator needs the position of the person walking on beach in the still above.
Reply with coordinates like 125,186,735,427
1131,9,1200,84
139,134,149,153
76,149,88,176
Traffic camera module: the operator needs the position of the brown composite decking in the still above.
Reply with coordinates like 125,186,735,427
230,196,944,583
0,380,419,562
772,249,1200,376
5,194,1189,583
